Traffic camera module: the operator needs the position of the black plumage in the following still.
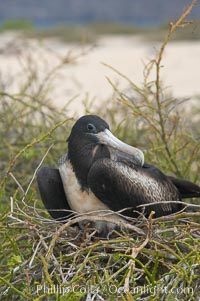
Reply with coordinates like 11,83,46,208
37,115,200,234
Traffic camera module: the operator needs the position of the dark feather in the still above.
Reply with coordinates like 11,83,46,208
37,167,73,220
168,176,200,199
88,159,183,218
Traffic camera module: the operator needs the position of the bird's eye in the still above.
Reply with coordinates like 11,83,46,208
87,123,96,132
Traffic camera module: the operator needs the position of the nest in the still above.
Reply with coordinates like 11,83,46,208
1,196,200,301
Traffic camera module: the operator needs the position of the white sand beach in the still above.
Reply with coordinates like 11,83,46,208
0,32,199,115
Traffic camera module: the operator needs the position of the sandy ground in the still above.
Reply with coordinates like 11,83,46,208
0,32,199,116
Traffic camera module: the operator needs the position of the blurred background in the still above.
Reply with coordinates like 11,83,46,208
0,0,200,28
0,0,200,114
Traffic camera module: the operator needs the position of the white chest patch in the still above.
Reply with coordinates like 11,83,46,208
59,161,109,213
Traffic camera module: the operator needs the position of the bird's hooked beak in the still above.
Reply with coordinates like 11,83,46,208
96,129,144,167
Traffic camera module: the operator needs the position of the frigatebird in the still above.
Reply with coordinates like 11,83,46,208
37,115,200,235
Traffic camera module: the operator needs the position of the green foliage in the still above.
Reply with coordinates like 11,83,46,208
0,1,200,300
1,19,34,31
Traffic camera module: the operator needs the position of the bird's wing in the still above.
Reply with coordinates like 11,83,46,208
37,166,74,220
143,162,200,199
88,159,183,218
168,176,200,199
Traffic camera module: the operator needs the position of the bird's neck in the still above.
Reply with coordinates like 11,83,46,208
68,142,109,190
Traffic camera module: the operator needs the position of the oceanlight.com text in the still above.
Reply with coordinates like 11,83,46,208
36,283,194,297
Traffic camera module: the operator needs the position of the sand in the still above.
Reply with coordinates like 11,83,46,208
0,32,199,115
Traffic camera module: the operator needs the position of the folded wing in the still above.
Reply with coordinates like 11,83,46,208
37,167,73,220
168,176,200,199
88,159,183,218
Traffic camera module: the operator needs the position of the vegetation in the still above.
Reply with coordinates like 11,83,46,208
1,19,34,31
17,20,200,43
1,18,200,43
0,1,199,300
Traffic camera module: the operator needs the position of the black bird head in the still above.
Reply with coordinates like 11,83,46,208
67,115,144,188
